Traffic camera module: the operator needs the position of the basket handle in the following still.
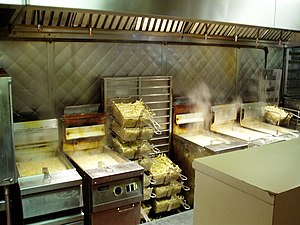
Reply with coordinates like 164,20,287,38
142,109,162,135
150,192,156,198
140,207,151,222
151,146,161,154
181,200,191,210
169,168,188,181
149,177,157,185
183,185,190,191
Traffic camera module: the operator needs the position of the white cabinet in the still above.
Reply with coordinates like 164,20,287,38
192,138,300,225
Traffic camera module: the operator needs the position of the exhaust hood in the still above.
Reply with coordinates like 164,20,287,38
0,0,300,47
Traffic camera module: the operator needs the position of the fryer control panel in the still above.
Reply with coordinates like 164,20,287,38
92,177,142,206
112,181,138,197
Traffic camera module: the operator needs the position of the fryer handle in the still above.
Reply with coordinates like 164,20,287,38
140,207,151,222
149,177,157,185
183,185,190,191
152,146,161,154
181,200,191,210
142,109,162,135
179,174,188,181
150,193,156,198
288,111,300,119
151,119,162,135
117,204,135,213
169,168,188,181
42,167,52,183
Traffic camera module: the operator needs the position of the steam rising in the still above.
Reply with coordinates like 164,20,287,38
186,82,212,130
185,82,245,132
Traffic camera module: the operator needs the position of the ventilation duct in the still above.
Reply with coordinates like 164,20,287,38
0,0,300,47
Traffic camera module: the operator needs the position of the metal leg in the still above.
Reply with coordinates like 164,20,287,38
4,186,11,225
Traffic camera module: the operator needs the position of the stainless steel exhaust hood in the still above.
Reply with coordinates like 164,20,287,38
1,0,300,47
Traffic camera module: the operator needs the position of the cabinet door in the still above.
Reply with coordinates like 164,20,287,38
92,202,141,225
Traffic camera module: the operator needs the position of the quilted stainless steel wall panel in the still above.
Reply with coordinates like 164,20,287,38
236,47,283,103
237,48,266,102
166,45,237,104
54,42,162,115
267,47,283,69
0,42,50,119
0,41,284,120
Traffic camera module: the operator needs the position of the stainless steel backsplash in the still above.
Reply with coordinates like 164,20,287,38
0,41,283,120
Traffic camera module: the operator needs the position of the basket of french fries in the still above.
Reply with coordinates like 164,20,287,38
264,105,292,125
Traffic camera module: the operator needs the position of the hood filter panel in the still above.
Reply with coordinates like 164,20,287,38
7,6,294,43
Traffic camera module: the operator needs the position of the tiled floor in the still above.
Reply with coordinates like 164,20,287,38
143,210,193,225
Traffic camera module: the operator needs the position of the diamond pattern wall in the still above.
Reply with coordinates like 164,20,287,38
54,42,162,115
0,41,49,120
267,47,284,69
0,41,284,119
237,48,265,102
167,45,237,104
